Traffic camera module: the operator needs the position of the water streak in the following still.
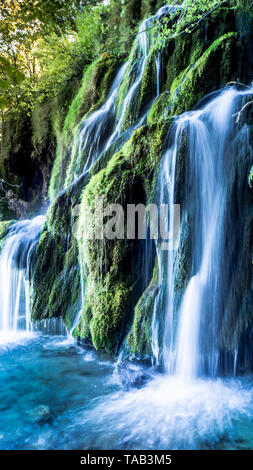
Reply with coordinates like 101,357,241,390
0,216,45,334
65,5,180,189
152,86,253,379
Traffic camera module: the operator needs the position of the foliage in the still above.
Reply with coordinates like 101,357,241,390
0,219,13,250
4,0,249,357
0,1,105,117
249,166,253,188
154,0,235,51
0,0,94,45
0,0,232,118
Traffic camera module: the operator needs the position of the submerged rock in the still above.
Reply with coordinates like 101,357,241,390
27,405,51,424
116,361,151,389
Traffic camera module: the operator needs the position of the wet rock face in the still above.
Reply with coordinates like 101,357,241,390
5,190,29,219
27,405,51,424
0,109,55,219
2,2,253,366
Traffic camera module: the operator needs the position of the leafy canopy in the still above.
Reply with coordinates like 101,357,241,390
0,0,233,117
0,0,105,114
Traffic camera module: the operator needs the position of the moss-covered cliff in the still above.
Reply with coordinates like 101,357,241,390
1,1,253,372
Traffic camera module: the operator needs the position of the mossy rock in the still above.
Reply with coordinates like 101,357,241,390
29,2,253,361
76,123,167,354
0,220,14,251
48,53,120,200
171,32,240,115
148,31,240,122
63,53,120,145
32,189,81,329
127,258,159,356
147,91,170,124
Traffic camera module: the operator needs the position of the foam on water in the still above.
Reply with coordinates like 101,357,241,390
0,331,36,349
0,334,252,450
81,374,253,449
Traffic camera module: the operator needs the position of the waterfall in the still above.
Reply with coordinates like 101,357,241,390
65,62,128,186
103,14,152,152
0,5,179,340
0,216,45,334
64,4,180,190
156,53,161,97
152,85,253,379
69,255,85,337
104,4,180,151
1,5,250,373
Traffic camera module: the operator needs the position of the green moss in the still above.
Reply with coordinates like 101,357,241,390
248,165,253,188
31,100,53,156
165,31,202,93
127,258,159,356
75,122,167,354
139,51,157,107
0,220,14,251
171,32,239,115
63,53,119,145
48,53,119,200
32,189,81,329
147,91,171,124
32,224,81,328
76,275,131,351
48,241,81,329
51,75,82,135
148,32,240,121
32,226,63,320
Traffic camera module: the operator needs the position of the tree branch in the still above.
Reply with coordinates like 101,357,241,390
233,101,253,124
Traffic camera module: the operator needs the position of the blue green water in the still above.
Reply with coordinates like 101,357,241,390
0,332,252,450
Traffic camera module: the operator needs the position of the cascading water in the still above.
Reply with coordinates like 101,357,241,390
64,5,180,190
0,216,45,336
0,4,180,340
152,124,182,371
103,15,152,153
104,4,181,152
75,86,253,450
65,61,128,186
152,85,253,379
1,3,253,452
156,52,161,97
69,255,85,337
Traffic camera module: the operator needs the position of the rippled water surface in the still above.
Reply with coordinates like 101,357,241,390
0,333,252,450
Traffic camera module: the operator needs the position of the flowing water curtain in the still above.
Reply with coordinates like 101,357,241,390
0,216,45,333
64,62,128,188
0,4,179,337
151,86,253,378
69,253,85,337
62,5,180,191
